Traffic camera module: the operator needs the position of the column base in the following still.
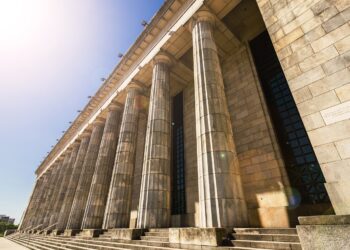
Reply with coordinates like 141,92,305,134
63,229,81,236
169,228,230,247
43,230,53,235
106,229,145,240
51,229,64,236
80,229,104,238
297,215,350,250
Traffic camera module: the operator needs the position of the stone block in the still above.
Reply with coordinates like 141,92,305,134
309,68,350,97
335,83,350,102
169,228,228,246
80,229,103,238
320,100,350,125
335,138,350,159
63,229,81,236
301,112,325,130
308,119,350,146
107,228,144,240
297,215,350,250
335,35,350,54
325,181,350,214
311,23,350,52
314,143,341,164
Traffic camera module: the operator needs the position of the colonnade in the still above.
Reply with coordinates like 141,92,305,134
19,10,247,232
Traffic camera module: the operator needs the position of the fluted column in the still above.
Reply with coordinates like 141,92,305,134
56,131,91,231
103,83,145,229
66,118,105,229
36,165,59,228
31,169,53,227
29,171,52,228
81,103,123,229
42,158,65,227
20,176,45,229
49,147,76,226
137,53,172,229
192,10,247,227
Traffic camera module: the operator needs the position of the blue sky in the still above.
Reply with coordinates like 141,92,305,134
0,0,164,224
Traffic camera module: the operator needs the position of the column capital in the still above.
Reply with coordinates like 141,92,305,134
152,52,173,67
108,101,123,112
72,140,81,148
127,80,147,94
81,129,92,139
191,9,216,28
93,117,105,126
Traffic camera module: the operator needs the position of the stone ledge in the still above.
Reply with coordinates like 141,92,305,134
169,228,229,246
299,214,350,225
297,215,350,250
107,229,144,240
63,229,81,236
80,229,104,238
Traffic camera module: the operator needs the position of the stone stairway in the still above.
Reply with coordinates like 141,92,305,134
6,227,301,250
231,228,301,250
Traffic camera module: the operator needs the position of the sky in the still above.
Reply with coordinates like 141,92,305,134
0,0,164,224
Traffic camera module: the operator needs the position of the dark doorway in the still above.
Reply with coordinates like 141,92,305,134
171,92,186,215
249,31,330,206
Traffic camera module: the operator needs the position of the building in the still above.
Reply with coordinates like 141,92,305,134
13,0,350,249
0,215,15,224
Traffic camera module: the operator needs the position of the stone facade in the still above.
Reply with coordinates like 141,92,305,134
19,1,349,248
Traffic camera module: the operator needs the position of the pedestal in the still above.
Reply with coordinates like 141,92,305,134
297,215,350,250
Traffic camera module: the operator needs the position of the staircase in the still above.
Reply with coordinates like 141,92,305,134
231,228,301,250
6,227,301,250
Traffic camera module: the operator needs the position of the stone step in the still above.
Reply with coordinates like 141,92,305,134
30,235,182,250
232,233,300,242
14,238,67,250
141,236,169,242
232,239,302,250
144,232,169,237
32,237,128,250
233,228,297,235
148,228,170,233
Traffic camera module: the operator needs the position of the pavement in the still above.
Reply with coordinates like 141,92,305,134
0,238,28,249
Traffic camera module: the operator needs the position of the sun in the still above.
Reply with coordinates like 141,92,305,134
0,0,45,46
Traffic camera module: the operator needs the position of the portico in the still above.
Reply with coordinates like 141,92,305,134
16,0,350,249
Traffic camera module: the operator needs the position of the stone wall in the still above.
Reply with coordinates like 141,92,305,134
129,112,148,228
183,83,200,227
257,0,350,214
222,46,293,227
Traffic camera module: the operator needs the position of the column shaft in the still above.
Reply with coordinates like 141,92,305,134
137,54,171,228
103,87,143,228
49,149,76,226
56,132,91,230
66,119,105,229
31,170,53,227
36,166,59,228
20,177,44,229
82,106,122,229
42,159,64,227
192,11,247,227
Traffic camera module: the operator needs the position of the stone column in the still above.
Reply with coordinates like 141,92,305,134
66,118,105,229
103,83,145,229
137,53,172,229
35,165,59,228
56,131,91,231
81,103,123,229
192,10,247,228
42,158,65,227
20,176,45,229
31,169,53,227
29,171,52,228
49,146,78,226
